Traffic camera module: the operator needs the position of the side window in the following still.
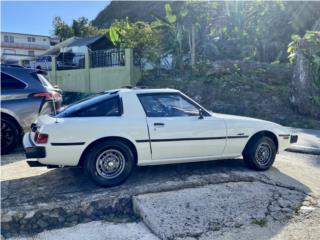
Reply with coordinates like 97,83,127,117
1,73,26,90
138,93,202,117
74,97,121,117
138,95,167,117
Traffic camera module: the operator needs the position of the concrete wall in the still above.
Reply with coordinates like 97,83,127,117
47,49,141,93
53,69,89,92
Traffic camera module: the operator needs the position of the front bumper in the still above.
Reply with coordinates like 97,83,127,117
23,133,46,159
290,135,298,144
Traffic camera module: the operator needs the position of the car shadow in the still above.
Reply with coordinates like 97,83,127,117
1,154,313,208
0,145,25,166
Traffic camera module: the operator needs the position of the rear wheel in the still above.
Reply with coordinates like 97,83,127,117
84,140,135,187
1,118,20,155
243,136,276,171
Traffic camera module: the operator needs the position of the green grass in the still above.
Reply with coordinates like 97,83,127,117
251,218,268,227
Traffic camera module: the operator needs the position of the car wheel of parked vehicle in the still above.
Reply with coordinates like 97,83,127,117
1,118,20,155
243,136,276,171
84,140,135,187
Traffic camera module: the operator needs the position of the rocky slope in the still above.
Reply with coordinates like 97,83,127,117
139,61,320,129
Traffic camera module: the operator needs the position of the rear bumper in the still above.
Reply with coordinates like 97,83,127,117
290,135,298,144
23,133,46,159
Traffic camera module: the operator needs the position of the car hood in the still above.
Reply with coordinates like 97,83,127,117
213,112,269,122
212,112,284,129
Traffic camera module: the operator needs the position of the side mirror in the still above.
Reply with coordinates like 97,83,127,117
198,109,204,119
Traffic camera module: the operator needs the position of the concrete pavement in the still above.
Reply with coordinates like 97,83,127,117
8,221,159,240
2,151,320,239
2,127,320,239
133,151,320,240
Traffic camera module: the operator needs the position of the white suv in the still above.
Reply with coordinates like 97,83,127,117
33,56,52,70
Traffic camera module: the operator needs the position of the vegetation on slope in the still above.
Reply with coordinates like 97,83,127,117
53,1,320,126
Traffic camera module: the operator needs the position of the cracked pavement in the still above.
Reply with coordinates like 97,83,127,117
133,181,316,240
1,150,320,239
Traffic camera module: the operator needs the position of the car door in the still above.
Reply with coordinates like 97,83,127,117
138,93,226,161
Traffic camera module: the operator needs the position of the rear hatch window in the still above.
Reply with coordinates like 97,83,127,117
54,91,120,118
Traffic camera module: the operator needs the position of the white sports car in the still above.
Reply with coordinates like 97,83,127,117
23,88,298,187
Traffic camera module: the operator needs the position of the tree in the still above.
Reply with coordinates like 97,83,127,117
52,16,100,41
71,17,99,37
109,18,162,68
288,31,320,118
95,0,320,71
52,16,73,41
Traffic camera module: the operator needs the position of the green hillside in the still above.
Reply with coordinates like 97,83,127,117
92,1,182,27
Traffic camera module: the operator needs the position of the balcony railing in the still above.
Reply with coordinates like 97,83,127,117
90,49,125,68
1,52,36,57
1,42,50,50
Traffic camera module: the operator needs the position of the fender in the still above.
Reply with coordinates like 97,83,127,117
1,108,23,131
78,133,141,166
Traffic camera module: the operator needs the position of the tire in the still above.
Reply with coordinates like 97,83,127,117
243,136,276,171
84,140,135,187
1,118,20,155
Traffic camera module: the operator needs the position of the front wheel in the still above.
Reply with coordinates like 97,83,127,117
1,118,20,155
84,140,135,187
243,136,276,171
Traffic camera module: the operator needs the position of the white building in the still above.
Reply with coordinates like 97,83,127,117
1,32,58,66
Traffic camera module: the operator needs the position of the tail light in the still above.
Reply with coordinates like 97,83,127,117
34,132,49,144
31,92,62,101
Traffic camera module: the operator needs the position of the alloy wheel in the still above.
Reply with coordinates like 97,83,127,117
95,149,126,179
255,142,272,166
1,120,15,149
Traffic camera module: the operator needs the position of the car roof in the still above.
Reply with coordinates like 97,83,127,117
115,88,180,95
1,66,48,90
1,65,34,74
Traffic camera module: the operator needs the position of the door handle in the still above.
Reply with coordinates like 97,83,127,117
154,123,165,126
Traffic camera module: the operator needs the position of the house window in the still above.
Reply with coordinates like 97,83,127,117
3,49,16,54
28,50,35,56
4,35,14,43
27,37,36,43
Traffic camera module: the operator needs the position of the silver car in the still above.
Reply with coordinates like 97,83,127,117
1,65,62,154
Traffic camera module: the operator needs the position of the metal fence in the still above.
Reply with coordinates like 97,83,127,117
90,49,125,68
133,50,142,66
56,53,85,70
